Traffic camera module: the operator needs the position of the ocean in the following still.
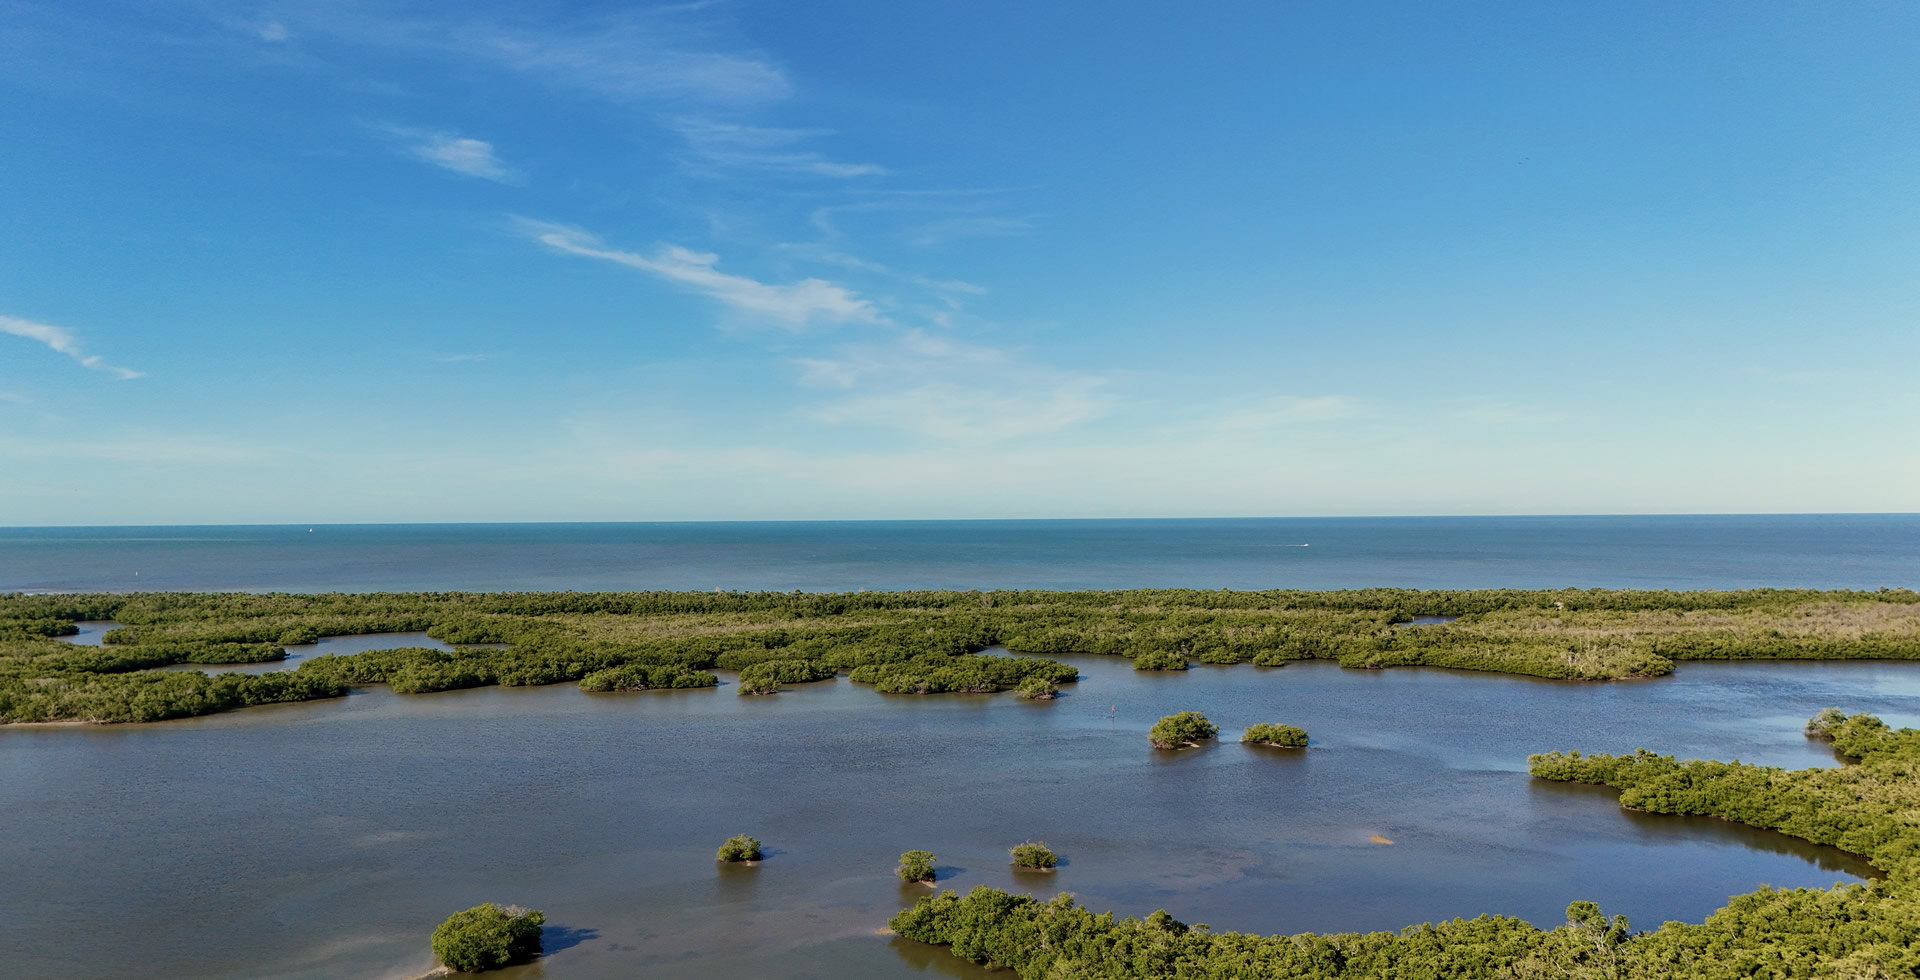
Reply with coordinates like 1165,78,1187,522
1,514,1915,593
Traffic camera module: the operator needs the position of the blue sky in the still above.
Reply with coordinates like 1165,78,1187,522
2,1,1915,524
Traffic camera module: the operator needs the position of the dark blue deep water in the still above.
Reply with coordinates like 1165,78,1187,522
3,514,1916,593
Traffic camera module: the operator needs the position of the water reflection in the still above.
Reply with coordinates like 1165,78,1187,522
1530,780,1878,879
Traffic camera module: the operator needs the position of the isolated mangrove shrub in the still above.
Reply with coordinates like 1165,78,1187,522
1015,677,1058,700
1148,711,1218,749
430,903,544,973
1242,723,1308,747
716,834,762,862
1009,841,1057,869
1805,707,1849,738
1131,649,1189,671
898,849,937,883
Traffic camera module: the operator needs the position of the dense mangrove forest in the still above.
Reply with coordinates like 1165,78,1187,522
1,587,1915,724
890,710,1920,979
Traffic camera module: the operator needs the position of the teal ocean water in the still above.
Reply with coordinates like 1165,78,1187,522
2,514,1915,593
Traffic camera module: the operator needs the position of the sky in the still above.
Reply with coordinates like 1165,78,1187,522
1,1,1916,524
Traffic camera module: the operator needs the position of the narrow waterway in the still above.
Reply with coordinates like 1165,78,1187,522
3,655,1914,979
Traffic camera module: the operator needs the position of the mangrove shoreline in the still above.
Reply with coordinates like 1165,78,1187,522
890,710,1920,978
2,587,1916,724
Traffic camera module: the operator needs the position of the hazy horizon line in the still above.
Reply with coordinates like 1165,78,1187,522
4,511,1916,531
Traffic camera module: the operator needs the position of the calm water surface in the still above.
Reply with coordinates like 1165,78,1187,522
145,632,477,675
54,628,467,674
4,656,1916,979
4,515,1916,593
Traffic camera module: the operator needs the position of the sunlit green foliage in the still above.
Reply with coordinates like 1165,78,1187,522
430,903,544,973
5,588,1916,722
1527,711,1920,884
1242,722,1308,747
736,675,781,695
716,834,762,862
898,850,937,883
1009,841,1057,869
892,712,1920,978
1015,677,1058,700
737,658,835,688
0,668,347,724
1148,711,1218,749
1804,706,1848,738
1131,649,1189,671
849,653,1077,694
576,663,718,693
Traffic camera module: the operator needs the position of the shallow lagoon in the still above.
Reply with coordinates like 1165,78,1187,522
3,656,1917,979
148,631,491,675
57,627,485,674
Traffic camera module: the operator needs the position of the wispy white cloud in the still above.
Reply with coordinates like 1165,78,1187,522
379,125,516,181
522,220,884,329
803,188,1027,242
0,315,142,379
672,118,887,178
778,243,984,296
256,21,291,43
472,19,789,107
306,7,790,108
795,329,1111,442
793,329,998,389
435,353,493,363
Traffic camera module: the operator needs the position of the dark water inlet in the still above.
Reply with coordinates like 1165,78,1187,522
151,631,502,675
56,629,502,673
2,655,1914,979
57,620,120,645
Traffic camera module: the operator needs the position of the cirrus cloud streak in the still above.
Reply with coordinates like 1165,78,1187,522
1,315,142,379
522,220,884,329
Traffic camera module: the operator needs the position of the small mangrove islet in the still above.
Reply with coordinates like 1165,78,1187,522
1242,722,1309,747
2,587,1917,724
897,850,937,884
429,903,544,974
715,834,762,863
1148,711,1219,749
1009,841,1058,870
